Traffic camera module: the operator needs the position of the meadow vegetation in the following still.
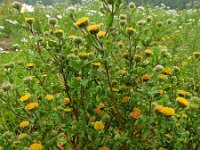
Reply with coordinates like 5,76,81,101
0,0,200,149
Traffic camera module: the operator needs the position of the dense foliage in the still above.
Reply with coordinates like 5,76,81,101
0,0,200,149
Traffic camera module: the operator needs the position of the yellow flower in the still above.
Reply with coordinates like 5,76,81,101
25,18,34,25
78,52,89,59
141,74,150,81
25,102,39,110
160,107,175,116
130,108,141,119
189,103,199,109
20,93,32,102
134,54,142,62
193,51,200,58
165,133,172,139
182,113,188,118
158,74,168,82
182,61,188,67
53,29,64,36
98,102,105,109
159,147,168,150
112,88,119,92
64,98,70,105
162,68,172,75
18,133,28,140
126,27,136,36
26,63,35,68
64,107,72,112
91,62,102,68
87,24,100,34
176,97,189,107
68,35,77,40
75,17,89,27
144,49,154,56
20,121,29,128
120,96,130,103
177,90,186,97
154,105,164,112
97,31,106,38
94,121,104,130
29,143,42,150
159,90,164,95
45,94,54,101
75,76,81,81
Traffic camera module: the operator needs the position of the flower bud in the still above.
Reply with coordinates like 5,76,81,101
12,2,22,12
129,2,136,9
119,14,127,20
119,20,127,26
73,37,82,45
1,82,12,92
48,18,58,26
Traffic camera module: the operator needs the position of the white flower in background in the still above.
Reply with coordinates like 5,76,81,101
166,10,177,16
21,38,28,43
0,47,3,53
0,26,4,29
5,19,18,25
21,4,34,13
57,15,62,19
46,14,51,18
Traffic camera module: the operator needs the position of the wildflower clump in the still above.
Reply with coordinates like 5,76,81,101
154,105,175,116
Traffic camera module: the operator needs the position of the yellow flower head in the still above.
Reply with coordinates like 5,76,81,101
97,31,106,38
162,68,172,75
25,18,34,25
177,90,186,97
141,74,150,81
64,98,70,105
26,63,35,68
154,105,164,112
193,51,200,58
160,107,175,116
78,52,89,60
20,93,32,102
29,143,42,150
126,27,136,36
189,103,199,109
18,133,28,140
68,35,77,40
120,96,130,103
75,17,89,27
159,147,168,150
53,29,64,37
144,49,154,56
98,102,105,109
176,97,189,107
91,62,102,68
20,121,29,128
87,24,100,34
25,102,39,110
134,54,142,62
94,121,104,130
45,94,54,101
64,107,72,112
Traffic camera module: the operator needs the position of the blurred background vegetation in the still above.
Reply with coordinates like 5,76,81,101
0,0,200,9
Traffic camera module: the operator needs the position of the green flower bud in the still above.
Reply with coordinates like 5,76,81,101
48,18,58,26
129,2,136,9
73,37,82,45
119,20,127,26
12,2,22,12
119,14,127,20
1,82,12,92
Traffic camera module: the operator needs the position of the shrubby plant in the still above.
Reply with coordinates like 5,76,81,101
0,0,200,150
